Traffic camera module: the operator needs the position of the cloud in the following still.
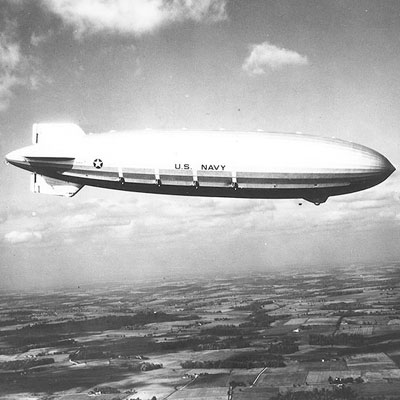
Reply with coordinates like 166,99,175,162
4,230,43,244
0,30,24,111
243,41,309,75
30,31,49,47
41,0,228,36
0,21,45,111
0,35,20,70
0,73,21,111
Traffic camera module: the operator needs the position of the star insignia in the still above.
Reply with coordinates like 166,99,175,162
93,159,103,169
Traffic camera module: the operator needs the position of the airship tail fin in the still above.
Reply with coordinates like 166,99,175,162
31,173,83,197
32,123,85,145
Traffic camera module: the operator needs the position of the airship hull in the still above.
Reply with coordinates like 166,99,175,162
5,124,395,205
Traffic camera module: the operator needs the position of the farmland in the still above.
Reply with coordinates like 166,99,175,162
0,262,399,399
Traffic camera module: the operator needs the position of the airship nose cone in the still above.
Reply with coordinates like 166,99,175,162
366,151,396,187
377,154,395,178
386,157,395,171
386,160,395,175
356,143,395,177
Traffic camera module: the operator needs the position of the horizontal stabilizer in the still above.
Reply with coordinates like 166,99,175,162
25,157,75,161
31,174,83,197
25,156,75,170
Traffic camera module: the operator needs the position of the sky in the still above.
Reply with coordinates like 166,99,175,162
0,0,399,290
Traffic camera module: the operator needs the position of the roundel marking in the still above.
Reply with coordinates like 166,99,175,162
93,159,103,169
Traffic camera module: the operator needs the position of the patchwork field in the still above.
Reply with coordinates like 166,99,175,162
0,263,399,399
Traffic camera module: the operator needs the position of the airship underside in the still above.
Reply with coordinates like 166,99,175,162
5,123,395,205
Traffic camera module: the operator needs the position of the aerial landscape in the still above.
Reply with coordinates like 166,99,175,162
1,262,399,399
1,1,400,400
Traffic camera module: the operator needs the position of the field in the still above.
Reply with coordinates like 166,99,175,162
0,263,399,399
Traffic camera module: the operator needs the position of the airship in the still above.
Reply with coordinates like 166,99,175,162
5,123,395,205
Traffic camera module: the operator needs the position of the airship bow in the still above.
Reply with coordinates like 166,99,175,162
5,123,395,205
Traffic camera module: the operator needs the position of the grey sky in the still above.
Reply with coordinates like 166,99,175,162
1,0,399,290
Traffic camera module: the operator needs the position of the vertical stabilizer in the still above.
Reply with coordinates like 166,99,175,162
31,173,83,197
32,123,85,145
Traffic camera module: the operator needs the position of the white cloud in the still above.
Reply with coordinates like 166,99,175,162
4,230,43,244
0,73,21,111
41,0,228,36
30,32,49,47
0,31,24,110
0,23,45,111
243,41,309,75
60,213,97,229
0,36,20,70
